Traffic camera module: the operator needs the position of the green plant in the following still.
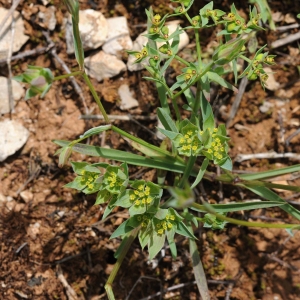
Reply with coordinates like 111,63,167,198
14,0,300,299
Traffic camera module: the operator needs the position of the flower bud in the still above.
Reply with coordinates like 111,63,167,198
159,44,169,54
192,15,201,26
14,66,53,99
161,26,169,36
213,35,246,65
152,14,161,25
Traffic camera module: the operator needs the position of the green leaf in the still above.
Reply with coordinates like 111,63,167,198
200,95,214,131
239,164,300,181
244,185,300,221
219,156,232,171
64,176,86,190
176,221,196,239
157,107,178,132
207,71,238,93
191,158,209,189
156,127,179,140
110,219,132,239
139,226,152,249
191,200,284,213
79,125,111,139
166,228,177,258
113,190,132,208
189,238,210,299
53,140,191,175
148,231,166,259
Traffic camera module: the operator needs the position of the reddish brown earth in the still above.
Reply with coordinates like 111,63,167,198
0,0,300,299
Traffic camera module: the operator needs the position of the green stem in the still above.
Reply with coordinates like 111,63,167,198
105,228,139,300
193,203,300,229
53,70,84,81
171,96,181,122
240,54,252,63
194,29,202,71
192,79,202,116
184,11,193,25
178,156,197,188
111,125,181,159
82,73,110,123
175,55,190,67
172,62,214,99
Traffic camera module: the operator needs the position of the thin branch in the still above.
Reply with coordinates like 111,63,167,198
57,264,79,300
226,76,248,128
80,114,157,121
0,0,21,36
271,31,300,49
235,151,300,162
42,31,89,114
0,46,52,65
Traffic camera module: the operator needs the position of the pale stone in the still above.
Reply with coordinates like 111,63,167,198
66,9,108,54
263,67,280,91
284,13,296,24
102,17,133,57
118,84,138,110
0,119,29,162
84,51,126,82
127,21,189,71
0,7,29,60
0,76,24,114
127,33,148,72
37,6,56,31
272,12,283,23
20,190,33,203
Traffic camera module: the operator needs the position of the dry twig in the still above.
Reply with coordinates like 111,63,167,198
235,151,300,162
226,77,248,128
42,31,89,114
271,31,300,49
57,264,79,300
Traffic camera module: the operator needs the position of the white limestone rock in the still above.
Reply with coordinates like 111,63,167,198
37,6,56,31
102,17,133,57
264,67,280,91
118,84,138,110
127,33,148,72
0,119,29,162
84,51,126,82
66,9,108,54
127,21,189,72
0,77,24,114
0,7,29,60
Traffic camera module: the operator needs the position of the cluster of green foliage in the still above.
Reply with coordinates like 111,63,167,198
14,0,300,298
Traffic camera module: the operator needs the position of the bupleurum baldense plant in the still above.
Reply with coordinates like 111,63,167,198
14,0,300,299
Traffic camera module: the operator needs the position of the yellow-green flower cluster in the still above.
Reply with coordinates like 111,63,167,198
156,213,176,235
178,129,200,155
137,214,150,228
107,171,122,189
129,184,153,207
205,128,226,161
80,170,99,190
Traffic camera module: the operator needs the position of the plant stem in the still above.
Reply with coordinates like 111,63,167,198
53,70,84,81
194,29,202,71
184,11,193,25
192,203,300,229
240,54,252,63
178,156,197,188
82,73,110,123
172,62,214,99
175,55,190,67
111,125,178,158
105,228,139,300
